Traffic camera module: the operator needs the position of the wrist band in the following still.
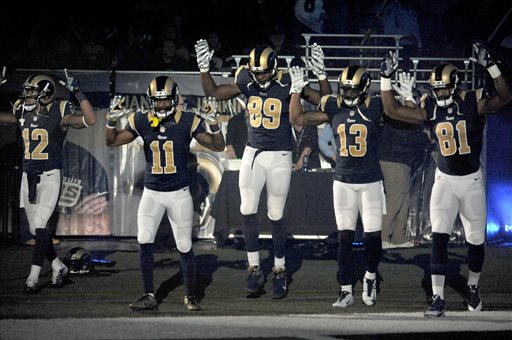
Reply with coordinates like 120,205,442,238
317,73,327,81
487,64,501,79
381,77,393,91
200,68,210,73
210,124,220,134
82,115,90,127
106,124,116,129
75,91,87,103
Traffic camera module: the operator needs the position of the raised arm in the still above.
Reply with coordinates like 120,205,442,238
59,69,97,129
105,95,136,147
289,66,329,126
302,43,332,104
0,67,18,125
380,51,426,124
193,97,225,152
195,39,241,100
471,42,512,115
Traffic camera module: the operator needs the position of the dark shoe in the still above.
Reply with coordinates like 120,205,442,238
24,278,39,294
467,285,482,311
424,294,446,317
246,265,264,298
129,294,158,311
51,265,69,288
184,295,201,311
271,266,287,299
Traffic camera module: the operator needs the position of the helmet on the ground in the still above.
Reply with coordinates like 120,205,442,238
63,247,93,274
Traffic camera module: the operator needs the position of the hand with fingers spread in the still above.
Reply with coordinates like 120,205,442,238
380,51,399,79
195,39,214,72
470,41,497,69
392,72,416,104
304,43,326,80
194,97,218,125
107,95,130,122
289,66,309,94
59,68,81,93
0,66,6,86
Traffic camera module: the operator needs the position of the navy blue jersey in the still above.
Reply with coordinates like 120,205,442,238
125,110,205,191
321,95,383,183
422,90,485,175
13,99,74,174
235,67,293,151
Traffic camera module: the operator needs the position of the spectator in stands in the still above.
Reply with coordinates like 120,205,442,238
318,123,337,168
152,39,190,71
291,123,321,171
206,32,235,72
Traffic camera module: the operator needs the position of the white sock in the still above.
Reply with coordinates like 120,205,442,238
432,274,445,299
52,257,64,271
364,271,376,280
467,270,481,286
341,285,352,294
274,256,285,269
247,251,260,267
28,265,41,282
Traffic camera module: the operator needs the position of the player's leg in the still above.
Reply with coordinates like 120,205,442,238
459,171,486,312
166,188,200,311
425,170,459,317
332,181,358,308
129,188,165,311
265,151,292,299
239,147,267,295
359,181,385,306
22,170,63,292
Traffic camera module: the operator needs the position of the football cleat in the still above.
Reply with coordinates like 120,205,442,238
184,295,201,311
362,278,377,306
466,285,482,312
129,294,158,311
332,288,354,308
271,266,287,299
24,278,39,294
424,294,446,317
51,265,70,288
246,265,264,298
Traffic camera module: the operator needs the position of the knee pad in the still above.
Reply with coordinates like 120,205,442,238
267,208,284,221
175,238,192,253
337,215,355,230
364,215,382,233
240,201,257,216
465,229,485,245
137,217,157,244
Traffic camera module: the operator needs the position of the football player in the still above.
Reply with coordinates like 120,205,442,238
379,42,512,317
194,39,331,299
289,65,385,308
105,76,225,311
0,69,97,293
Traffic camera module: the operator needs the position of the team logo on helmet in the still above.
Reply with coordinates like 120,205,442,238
248,46,278,90
338,65,371,107
147,76,179,119
429,63,461,108
21,74,56,111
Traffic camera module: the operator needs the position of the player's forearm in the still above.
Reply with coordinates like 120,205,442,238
77,93,97,127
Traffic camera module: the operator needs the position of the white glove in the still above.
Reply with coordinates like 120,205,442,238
106,95,130,121
289,66,309,94
392,72,416,104
303,43,326,80
470,41,497,68
0,66,6,86
59,68,81,93
194,39,214,72
194,97,218,125
380,51,398,78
